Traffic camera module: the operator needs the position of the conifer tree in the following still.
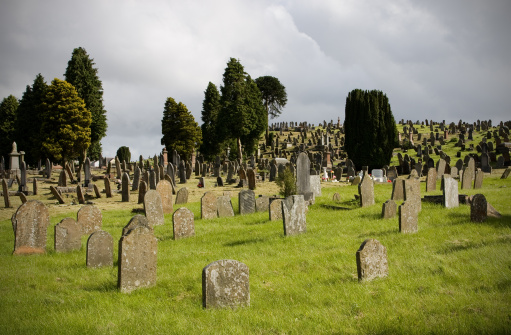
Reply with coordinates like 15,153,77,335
116,146,131,164
199,82,222,161
0,95,19,160
255,76,287,142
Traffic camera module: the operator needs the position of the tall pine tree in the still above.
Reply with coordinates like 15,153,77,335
199,82,223,161
65,47,107,160
0,95,19,161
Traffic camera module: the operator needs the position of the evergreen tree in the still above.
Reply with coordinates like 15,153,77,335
344,89,398,170
199,82,222,161
0,95,19,160
161,97,202,159
116,146,131,163
64,47,107,160
14,74,48,165
41,78,92,164
255,76,287,142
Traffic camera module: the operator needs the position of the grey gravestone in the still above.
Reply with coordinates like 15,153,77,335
358,173,374,207
115,157,121,179
118,226,157,293
391,179,404,201
269,199,283,221
296,152,311,196
470,194,487,222
86,230,113,268
84,158,91,187
11,200,50,254
501,167,511,179
404,178,421,212
399,201,418,233
474,168,484,189
77,205,102,235
18,192,27,204
104,177,112,198
217,195,235,217
239,189,256,215
247,168,256,190
436,158,446,178
58,170,67,187
172,207,195,240
309,175,321,196
138,180,147,204
356,239,388,281
132,167,141,191
156,180,173,214
175,187,189,204
426,168,437,192
54,217,82,253
122,215,152,236
282,195,306,236
442,175,459,208
201,192,218,219
2,179,11,208
381,200,397,219
461,166,473,190
77,185,85,204
149,171,157,190
93,184,101,198
179,161,186,184
121,172,130,202
255,195,270,212
50,185,65,204
202,259,250,308
144,190,165,227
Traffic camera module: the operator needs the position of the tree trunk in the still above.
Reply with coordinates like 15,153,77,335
237,137,243,162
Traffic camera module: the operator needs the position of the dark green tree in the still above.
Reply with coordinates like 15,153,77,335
116,146,131,164
0,95,19,161
344,89,398,170
14,74,48,165
217,58,266,160
199,82,222,161
41,78,92,164
255,76,287,142
64,47,107,160
161,97,202,159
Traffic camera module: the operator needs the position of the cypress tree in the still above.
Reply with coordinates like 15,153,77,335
116,146,131,164
0,95,19,160
199,82,222,161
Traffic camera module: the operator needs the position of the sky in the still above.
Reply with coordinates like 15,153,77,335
1,0,510,159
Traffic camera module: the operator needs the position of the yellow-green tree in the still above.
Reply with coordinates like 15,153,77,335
41,78,91,164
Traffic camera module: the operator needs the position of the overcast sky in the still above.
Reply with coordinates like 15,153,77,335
1,0,510,159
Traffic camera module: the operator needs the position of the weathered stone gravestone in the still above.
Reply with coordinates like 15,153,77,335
172,207,195,240
138,180,147,204
156,180,173,214
201,192,218,219
470,194,487,222
358,172,374,207
11,200,50,255
399,201,418,233
77,205,102,235
436,158,446,178
86,230,113,268
58,170,67,187
501,167,511,179
474,168,484,189
332,192,341,202
122,215,152,236
132,166,141,191
381,200,397,219
175,187,189,204
309,175,321,196
2,178,11,208
54,218,82,253
50,185,65,204
239,189,256,215
269,198,283,221
356,239,388,281
282,195,306,236
391,179,404,201
76,185,85,204
202,259,250,308
442,175,459,208
104,177,112,198
461,166,473,190
247,168,256,190
121,173,130,202
144,190,165,227
296,152,311,195
404,178,421,212
118,225,157,293
217,195,235,217
426,168,437,192
255,195,270,212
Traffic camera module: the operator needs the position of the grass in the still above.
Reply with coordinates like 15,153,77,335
1,171,510,334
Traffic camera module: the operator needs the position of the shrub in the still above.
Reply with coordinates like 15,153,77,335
276,166,296,197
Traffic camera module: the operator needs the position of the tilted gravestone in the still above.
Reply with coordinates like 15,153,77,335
104,177,112,198
391,179,404,201
201,192,218,219
2,178,11,208
239,189,256,215
76,185,85,204
54,217,82,253
442,175,459,208
282,195,306,236
93,183,101,198
426,168,437,192
86,230,113,268
175,187,189,204
358,172,374,207
77,204,102,235
269,198,283,221
172,207,195,240
202,259,250,308
217,195,235,218
399,201,418,233
474,168,484,189
118,225,157,293
50,185,65,204
247,168,256,190
255,195,270,212
501,167,511,179
470,194,487,222
143,190,165,227
18,192,27,204
11,200,50,254
381,200,397,219
356,239,388,281
138,180,147,204
156,180,173,214
122,215,152,236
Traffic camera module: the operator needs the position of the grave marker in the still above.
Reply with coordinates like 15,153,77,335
144,190,165,227
470,194,487,222
77,205,102,235
356,239,388,281
201,192,218,219
172,207,195,239
202,259,250,308
86,230,113,268
239,189,256,215
217,195,235,217
11,200,50,254
156,180,173,214
282,195,306,236
54,217,82,253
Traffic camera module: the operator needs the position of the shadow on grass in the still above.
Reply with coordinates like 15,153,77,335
438,234,511,254
320,204,353,211
224,237,267,247
81,280,119,292
439,212,511,228
359,212,383,220
358,228,398,239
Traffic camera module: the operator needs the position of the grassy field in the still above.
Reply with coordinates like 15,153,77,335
1,170,510,334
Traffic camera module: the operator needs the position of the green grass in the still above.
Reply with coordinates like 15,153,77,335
1,174,511,334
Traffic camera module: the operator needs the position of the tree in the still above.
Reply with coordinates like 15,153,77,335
0,95,19,160
199,82,222,161
217,58,266,160
161,97,202,159
344,89,398,170
14,74,48,165
116,146,131,163
41,78,91,164
64,47,107,160
255,76,287,142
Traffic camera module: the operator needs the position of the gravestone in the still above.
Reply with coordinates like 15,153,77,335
77,205,102,235
93,184,101,198
84,157,91,187
121,172,130,202
175,187,189,204
442,175,459,208
282,195,306,236
179,161,187,184
149,171,157,190
399,201,418,233
18,192,27,204
404,178,421,212
115,156,121,179
255,195,270,212
2,178,11,208
76,185,85,204
50,185,65,204
391,179,404,201
426,168,437,192
309,175,321,196
239,189,256,215
501,167,511,179
217,176,224,187
356,239,388,281
381,200,397,219
172,207,195,240
461,166,473,190
104,177,112,198
247,168,256,190
122,215,152,236
217,195,235,217
54,217,82,253
436,158,446,178
296,152,311,196
202,259,250,308
132,167,141,191
470,194,487,222
118,226,157,293
474,168,484,189
201,192,218,219
143,190,165,227
269,199,283,221
332,192,341,202
156,180,173,214
138,180,147,204
358,172,374,207
59,170,67,187
86,230,113,268
11,200,50,254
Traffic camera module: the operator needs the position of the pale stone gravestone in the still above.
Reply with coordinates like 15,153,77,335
86,230,113,268
358,172,375,207
426,168,437,192
356,239,388,281
201,192,218,219
296,152,311,195
54,217,82,253
239,189,256,215
470,194,487,222
11,200,50,254
202,259,250,308
404,178,421,212
467,157,476,179
18,192,27,204
2,179,11,207
115,156,122,179
132,167,140,191
175,187,189,204
217,195,235,217
309,175,322,196
77,205,102,235
118,226,157,293
156,180,173,214
93,184,101,198
138,180,147,204
399,201,418,233
436,158,446,178
461,166,473,190
172,207,195,240
474,168,484,189
269,198,283,221
144,190,165,227
282,195,306,236
104,177,112,198
351,175,361,185
76,185,85,204
50,185,65,204
121,172,130,202
332,192,341,202
442,175,459,208
122,215,152,236
247,168,256,190
381,200,397,219
501,167,511,179
255,195,270,212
